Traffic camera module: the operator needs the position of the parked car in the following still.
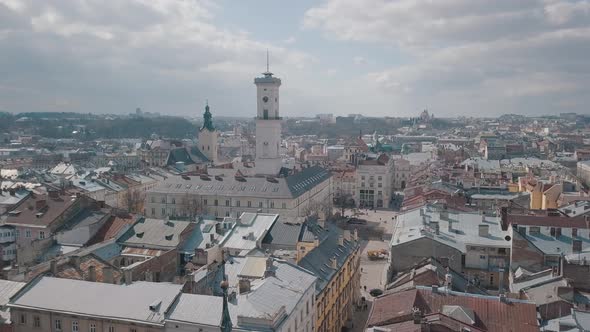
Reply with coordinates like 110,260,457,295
369,288,383,297
347,217,367,225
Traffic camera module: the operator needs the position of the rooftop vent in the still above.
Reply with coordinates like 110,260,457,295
149,300,162,311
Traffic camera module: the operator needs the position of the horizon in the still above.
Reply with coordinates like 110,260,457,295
1,0,589,117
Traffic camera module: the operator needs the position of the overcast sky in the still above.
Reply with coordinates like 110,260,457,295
1,0,589,118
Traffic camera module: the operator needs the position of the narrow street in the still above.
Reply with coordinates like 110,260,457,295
347,210,398,331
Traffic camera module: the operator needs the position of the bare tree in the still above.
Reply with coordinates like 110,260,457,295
334,191,355,217
302,197,333,220
180,193,203,220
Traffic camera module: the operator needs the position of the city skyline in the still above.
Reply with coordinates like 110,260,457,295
1,0,589,117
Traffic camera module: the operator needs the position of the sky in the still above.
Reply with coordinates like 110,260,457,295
0,0,589,118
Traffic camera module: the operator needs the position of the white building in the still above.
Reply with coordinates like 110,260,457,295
145,69,333,219
356,154,394,209
166,256,316,332
255,66,283,176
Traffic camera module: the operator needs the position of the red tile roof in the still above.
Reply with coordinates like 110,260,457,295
368,287,539,331
88,214,136,245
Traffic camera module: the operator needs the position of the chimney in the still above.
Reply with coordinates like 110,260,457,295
50,260,58,275
412,307,423,324
314,236,320,247
338,235,344,246
88,266,96,282
478,224,489,237
330,256,338,269
238,279,251,294
124,269,133,285
343,229,351,241
499,293,508,303
353,229,359,241
103,266,114,284
500,207,509,231
430,221,439,235
264,257,275,278
209,233,215,243
71,256,81,268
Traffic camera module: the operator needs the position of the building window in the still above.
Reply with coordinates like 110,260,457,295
19,313,25,324
204,199,208,205
15,229,19,238
225,200,230,207
259,202,263,208
108,326,115,332
161,208,166,216
151,208,155,216
161,197,166,203
378,182,382,188
39,231,45,239
282,203,286,209
130,329,137,332
247,201,252,207
550,227,556,237
236,201,240,207
72,321,79,332
214,199,218,206
55,319,62,330
151,196,155,203
25,229,31,238
378,176,382,181
33,315,41,327
225,211,230,217
89,323,96,332
529,226,540,235
270,201,275,208
171,198,175,204
573,228,578,237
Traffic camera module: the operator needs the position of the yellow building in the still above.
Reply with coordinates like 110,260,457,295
517,176,562,210
297,221,361,332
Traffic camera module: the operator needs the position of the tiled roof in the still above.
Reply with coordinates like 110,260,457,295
368,287,539,331
3,193,78,227
88,214,137,245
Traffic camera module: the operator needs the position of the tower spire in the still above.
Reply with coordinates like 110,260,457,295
266,49,269,73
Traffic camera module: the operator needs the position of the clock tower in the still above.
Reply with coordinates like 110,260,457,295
254,55,282,175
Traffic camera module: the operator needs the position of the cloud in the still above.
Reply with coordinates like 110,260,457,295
353,56,367,65
0,0,314,115
305,0,590,115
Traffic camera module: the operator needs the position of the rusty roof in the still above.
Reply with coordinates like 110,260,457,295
368,287,539,331
88,214,137,245
3,193,79,227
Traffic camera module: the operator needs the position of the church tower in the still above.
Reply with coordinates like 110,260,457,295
198,102,218,164
254,53,282,175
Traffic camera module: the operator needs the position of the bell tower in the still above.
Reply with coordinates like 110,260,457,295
254,52,282,175
198,101,218,164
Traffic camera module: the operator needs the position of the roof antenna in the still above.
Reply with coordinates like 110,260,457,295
266,49,270,73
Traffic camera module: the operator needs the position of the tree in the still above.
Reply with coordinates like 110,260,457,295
334,191,355,217
180,193,203,220
302,197,333,220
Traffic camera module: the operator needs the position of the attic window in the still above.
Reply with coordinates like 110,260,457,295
165,234,173,241
136,232,144,238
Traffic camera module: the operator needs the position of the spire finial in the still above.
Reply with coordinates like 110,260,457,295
266,49,269,73
206,99,208,107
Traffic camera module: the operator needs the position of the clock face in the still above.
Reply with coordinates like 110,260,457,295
262,96,269,103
